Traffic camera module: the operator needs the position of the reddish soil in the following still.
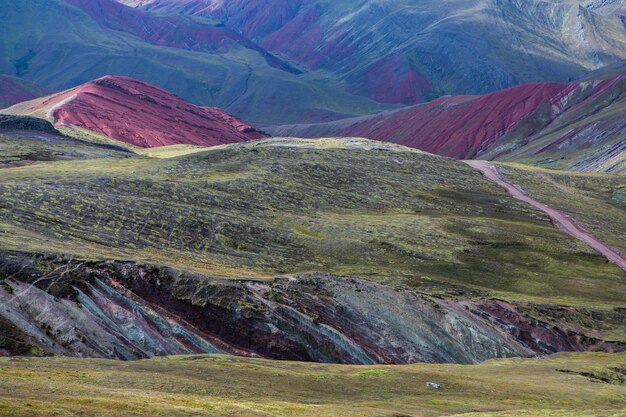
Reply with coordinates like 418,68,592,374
334,76,624,159
26,76,268,148
349,55,431,105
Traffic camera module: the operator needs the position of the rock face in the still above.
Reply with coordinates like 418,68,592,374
4,76,268,148
0,254,622,363
269,75,626,171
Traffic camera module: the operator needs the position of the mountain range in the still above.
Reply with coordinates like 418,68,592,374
1,0,625,124
6,69,622,174
0,0,391,124
4,70,624,174
121,0,626,103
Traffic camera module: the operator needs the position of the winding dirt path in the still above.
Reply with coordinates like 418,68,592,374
465,160,626,273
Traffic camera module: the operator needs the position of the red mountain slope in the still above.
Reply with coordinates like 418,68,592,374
341,82,583,158
270,75,626,162
5,76,268,148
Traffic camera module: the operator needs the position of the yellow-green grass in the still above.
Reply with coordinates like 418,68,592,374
0,138,624,311
128,136,403,159
0,353,623,417
58,126,144,153
60,127,216,159
497,163,626,256
135,144,214,159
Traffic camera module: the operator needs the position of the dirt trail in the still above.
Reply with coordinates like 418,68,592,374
465,160,626,273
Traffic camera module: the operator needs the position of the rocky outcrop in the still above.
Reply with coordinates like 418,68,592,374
0,253,622,363
0,115,60,135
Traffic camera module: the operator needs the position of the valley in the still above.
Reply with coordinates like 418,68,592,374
0,1,624,415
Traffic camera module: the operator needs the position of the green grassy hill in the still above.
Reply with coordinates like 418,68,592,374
1,136,624,308
498,164,626,256
0,134,624,364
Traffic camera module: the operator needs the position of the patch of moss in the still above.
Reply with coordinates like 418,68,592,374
236,299,260,319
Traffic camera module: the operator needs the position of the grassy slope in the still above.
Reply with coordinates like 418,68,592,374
0,131,133,166
0,353,623,416
498,163,626,257
497,130,626,175
0,137,624,309
57,126,144,152
0,0,392,124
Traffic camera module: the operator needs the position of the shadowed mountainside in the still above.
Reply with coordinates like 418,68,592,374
0,114,133,167
0,75,51,108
